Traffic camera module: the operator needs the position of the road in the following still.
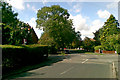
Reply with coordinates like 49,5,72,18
7,53,118,79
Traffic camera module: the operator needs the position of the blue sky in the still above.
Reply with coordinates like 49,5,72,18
6,0,118,40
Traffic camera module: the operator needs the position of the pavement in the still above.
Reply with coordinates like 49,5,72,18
6,53,118,79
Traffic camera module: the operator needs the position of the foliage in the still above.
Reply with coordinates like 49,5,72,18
1,1,18,44
1,1,33,45
36,5,80,49
94,45,102,50
1,44,56,75
71,31,82,48
0,45,23,48
93,29,101,46
83,37,95,51
105,34,120,51
69,50,85,53
38,32,56,46
99,14,120,50
116,44,120,54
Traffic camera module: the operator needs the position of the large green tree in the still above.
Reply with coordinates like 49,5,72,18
105,34,120,51
36,5,78,49
83,37,95,51
1,1,18,44
1,1,33,45
93,28,102,46
99,14,120,50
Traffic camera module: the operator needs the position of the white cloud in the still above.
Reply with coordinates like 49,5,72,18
69,14,89,31
42,0,47,5
26,3,37,13
32,6,37,13
81,19,103,40
69,14,104,40
27,4,30,8
69,14,89,40
7,0,24,10
70,3,82,13
75,9,80,13
27,18,36,28
90,19,104,32
97,10,110,19
26,17,43,39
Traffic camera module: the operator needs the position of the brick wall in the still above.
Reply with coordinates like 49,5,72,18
95,50,115,54
102,50,115,54
95,50,99,53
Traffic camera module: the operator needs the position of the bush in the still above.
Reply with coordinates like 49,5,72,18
69,50,85,53
94,45,102,50
116,44,120,54
48,46,57,54
1,44,56,75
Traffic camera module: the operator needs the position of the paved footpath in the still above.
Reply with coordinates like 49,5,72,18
7,54,118,79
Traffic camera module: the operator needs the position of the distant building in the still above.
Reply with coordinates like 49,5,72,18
31,28,38,44
90,38,96,41
22,23,38,44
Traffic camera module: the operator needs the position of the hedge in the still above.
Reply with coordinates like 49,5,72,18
69,50,85,53
1,44,57,75
94,45,102,50
116,45,120,54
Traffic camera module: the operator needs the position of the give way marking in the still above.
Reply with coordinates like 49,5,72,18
82,59,88,63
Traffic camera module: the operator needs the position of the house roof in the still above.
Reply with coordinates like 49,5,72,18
90,38,96,41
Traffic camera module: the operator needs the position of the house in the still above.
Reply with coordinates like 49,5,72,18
90,38,96,41
22,23,38,44
31,28,38,44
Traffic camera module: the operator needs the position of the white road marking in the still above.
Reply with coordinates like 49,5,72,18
82,59,88,63
60,67,74,75
112,62,116,78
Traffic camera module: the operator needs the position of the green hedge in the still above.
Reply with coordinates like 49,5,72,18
1,44,57,75
69,50,85,53
116,45,120,54
94,45,102,50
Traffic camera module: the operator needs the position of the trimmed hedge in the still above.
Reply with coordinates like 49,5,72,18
116,45,120,54
1,44,57,75
69,50,85,53
94,45,102,50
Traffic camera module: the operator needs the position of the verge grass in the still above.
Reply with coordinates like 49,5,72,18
85,52,104,55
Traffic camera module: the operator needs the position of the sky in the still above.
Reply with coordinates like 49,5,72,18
5,0,118,40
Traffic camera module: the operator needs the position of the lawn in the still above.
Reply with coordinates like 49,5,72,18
85,52,104,55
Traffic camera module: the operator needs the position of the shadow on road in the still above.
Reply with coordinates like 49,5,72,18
4,55,71,79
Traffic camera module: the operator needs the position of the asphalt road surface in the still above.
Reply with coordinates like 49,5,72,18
7,53,118,79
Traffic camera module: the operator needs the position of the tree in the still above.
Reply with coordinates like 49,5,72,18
1,1,18,44
99,14,120,50
71,31,82,48
36,5,78,49
105,34,120,51
93,29,102,46
83,37,95,51
1,1,34,45
38,32,56,46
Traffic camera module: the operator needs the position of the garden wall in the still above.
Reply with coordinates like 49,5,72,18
102,50,115,54
95,50,99,53
95,50,115,54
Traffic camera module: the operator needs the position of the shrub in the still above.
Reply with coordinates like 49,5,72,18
116,44,120,54
48,46,57,54
1,44,56,75
94,45,102,50
69,50,85,53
